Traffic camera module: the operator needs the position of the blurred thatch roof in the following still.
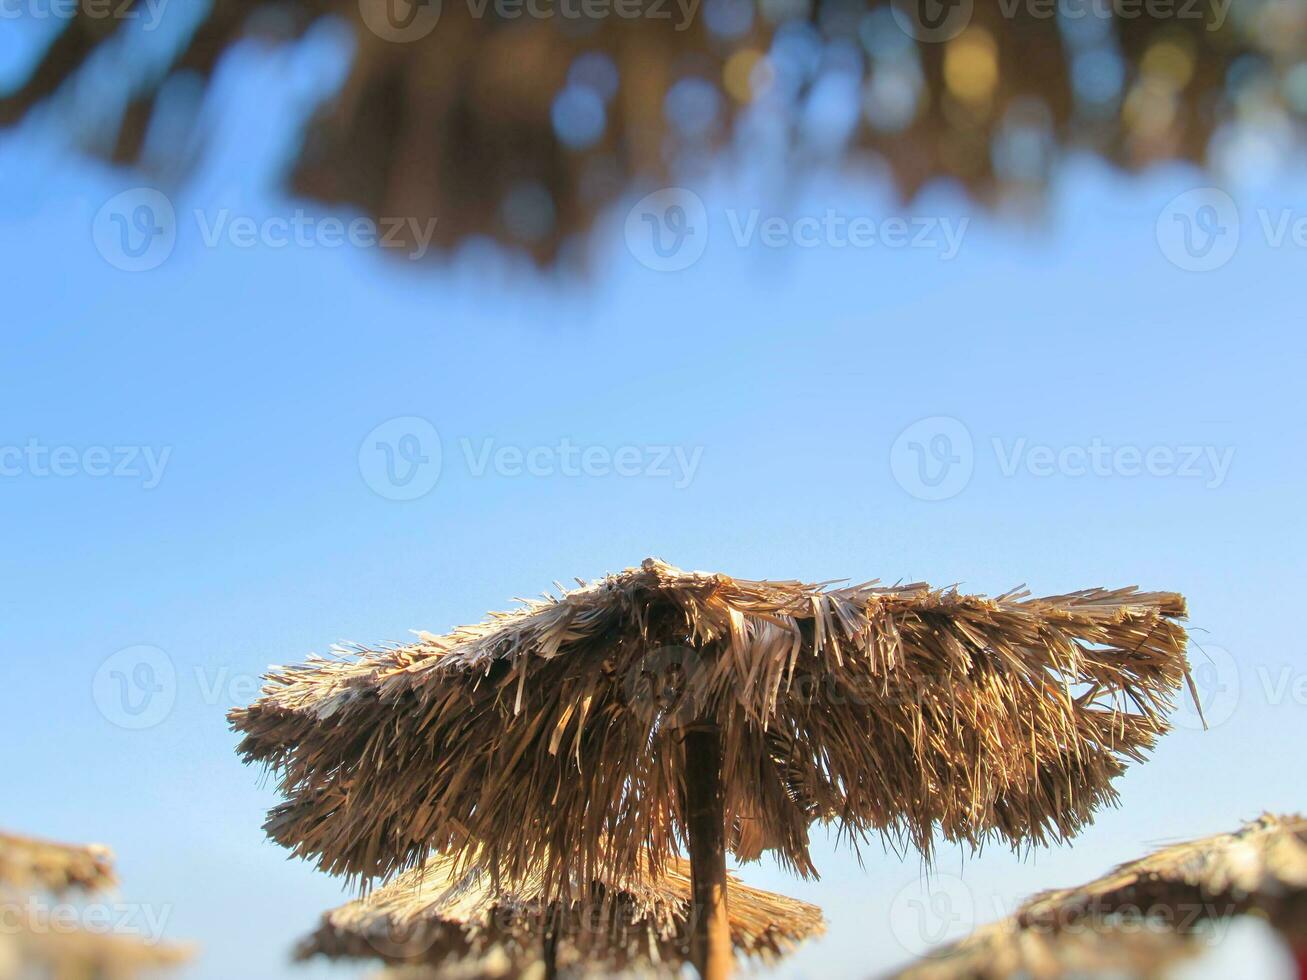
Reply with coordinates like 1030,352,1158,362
0,831,116,895
363,965,696,979
231,557,1191,891
2,0,1302,263
297,852,823,973
0,830,194,980
887,915,1200,980
0,920,192,980
1020,812,1307,941
889,813,1307,979
364,964,523,980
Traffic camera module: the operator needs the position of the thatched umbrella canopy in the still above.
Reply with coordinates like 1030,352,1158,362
364,965,688,979
1019,812,1307,947
2,920,193,980
890,813,1307,979
0,830,194,979
885,914,1198,980
364,966,517,980
2,1,1301,263
231,558,1191,978
0,831,117,896
296,852,824,976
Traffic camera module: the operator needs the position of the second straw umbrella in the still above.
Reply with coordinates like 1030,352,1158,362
296,852,824,978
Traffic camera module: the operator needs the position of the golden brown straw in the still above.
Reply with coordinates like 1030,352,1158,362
232,558,1191,891
297,853,823,973
0,832,116,895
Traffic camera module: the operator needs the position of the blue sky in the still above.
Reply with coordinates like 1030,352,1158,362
3,26,1307,980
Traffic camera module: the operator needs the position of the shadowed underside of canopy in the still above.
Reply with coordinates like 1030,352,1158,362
296,852,824,972
231,558,1191,890
0,831,117,895
1,1,1302,263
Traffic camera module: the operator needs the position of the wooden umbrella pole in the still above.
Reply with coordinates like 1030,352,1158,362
685,723,733,980
542,922,559,980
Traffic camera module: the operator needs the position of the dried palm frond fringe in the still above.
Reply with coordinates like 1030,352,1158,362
886,914,1200,980
231,558,1192,895
2,2,1302,263
298,853,823,973
0,832,116,895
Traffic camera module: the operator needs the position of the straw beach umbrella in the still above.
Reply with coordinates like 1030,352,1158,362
0,829,193,980
232,558,1192,979
1018,812,1307,974
0,833,117,896
886,914,1200,980
3,923,193,980
891,812,1307,980
296,852,824,977
364,967,514,980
